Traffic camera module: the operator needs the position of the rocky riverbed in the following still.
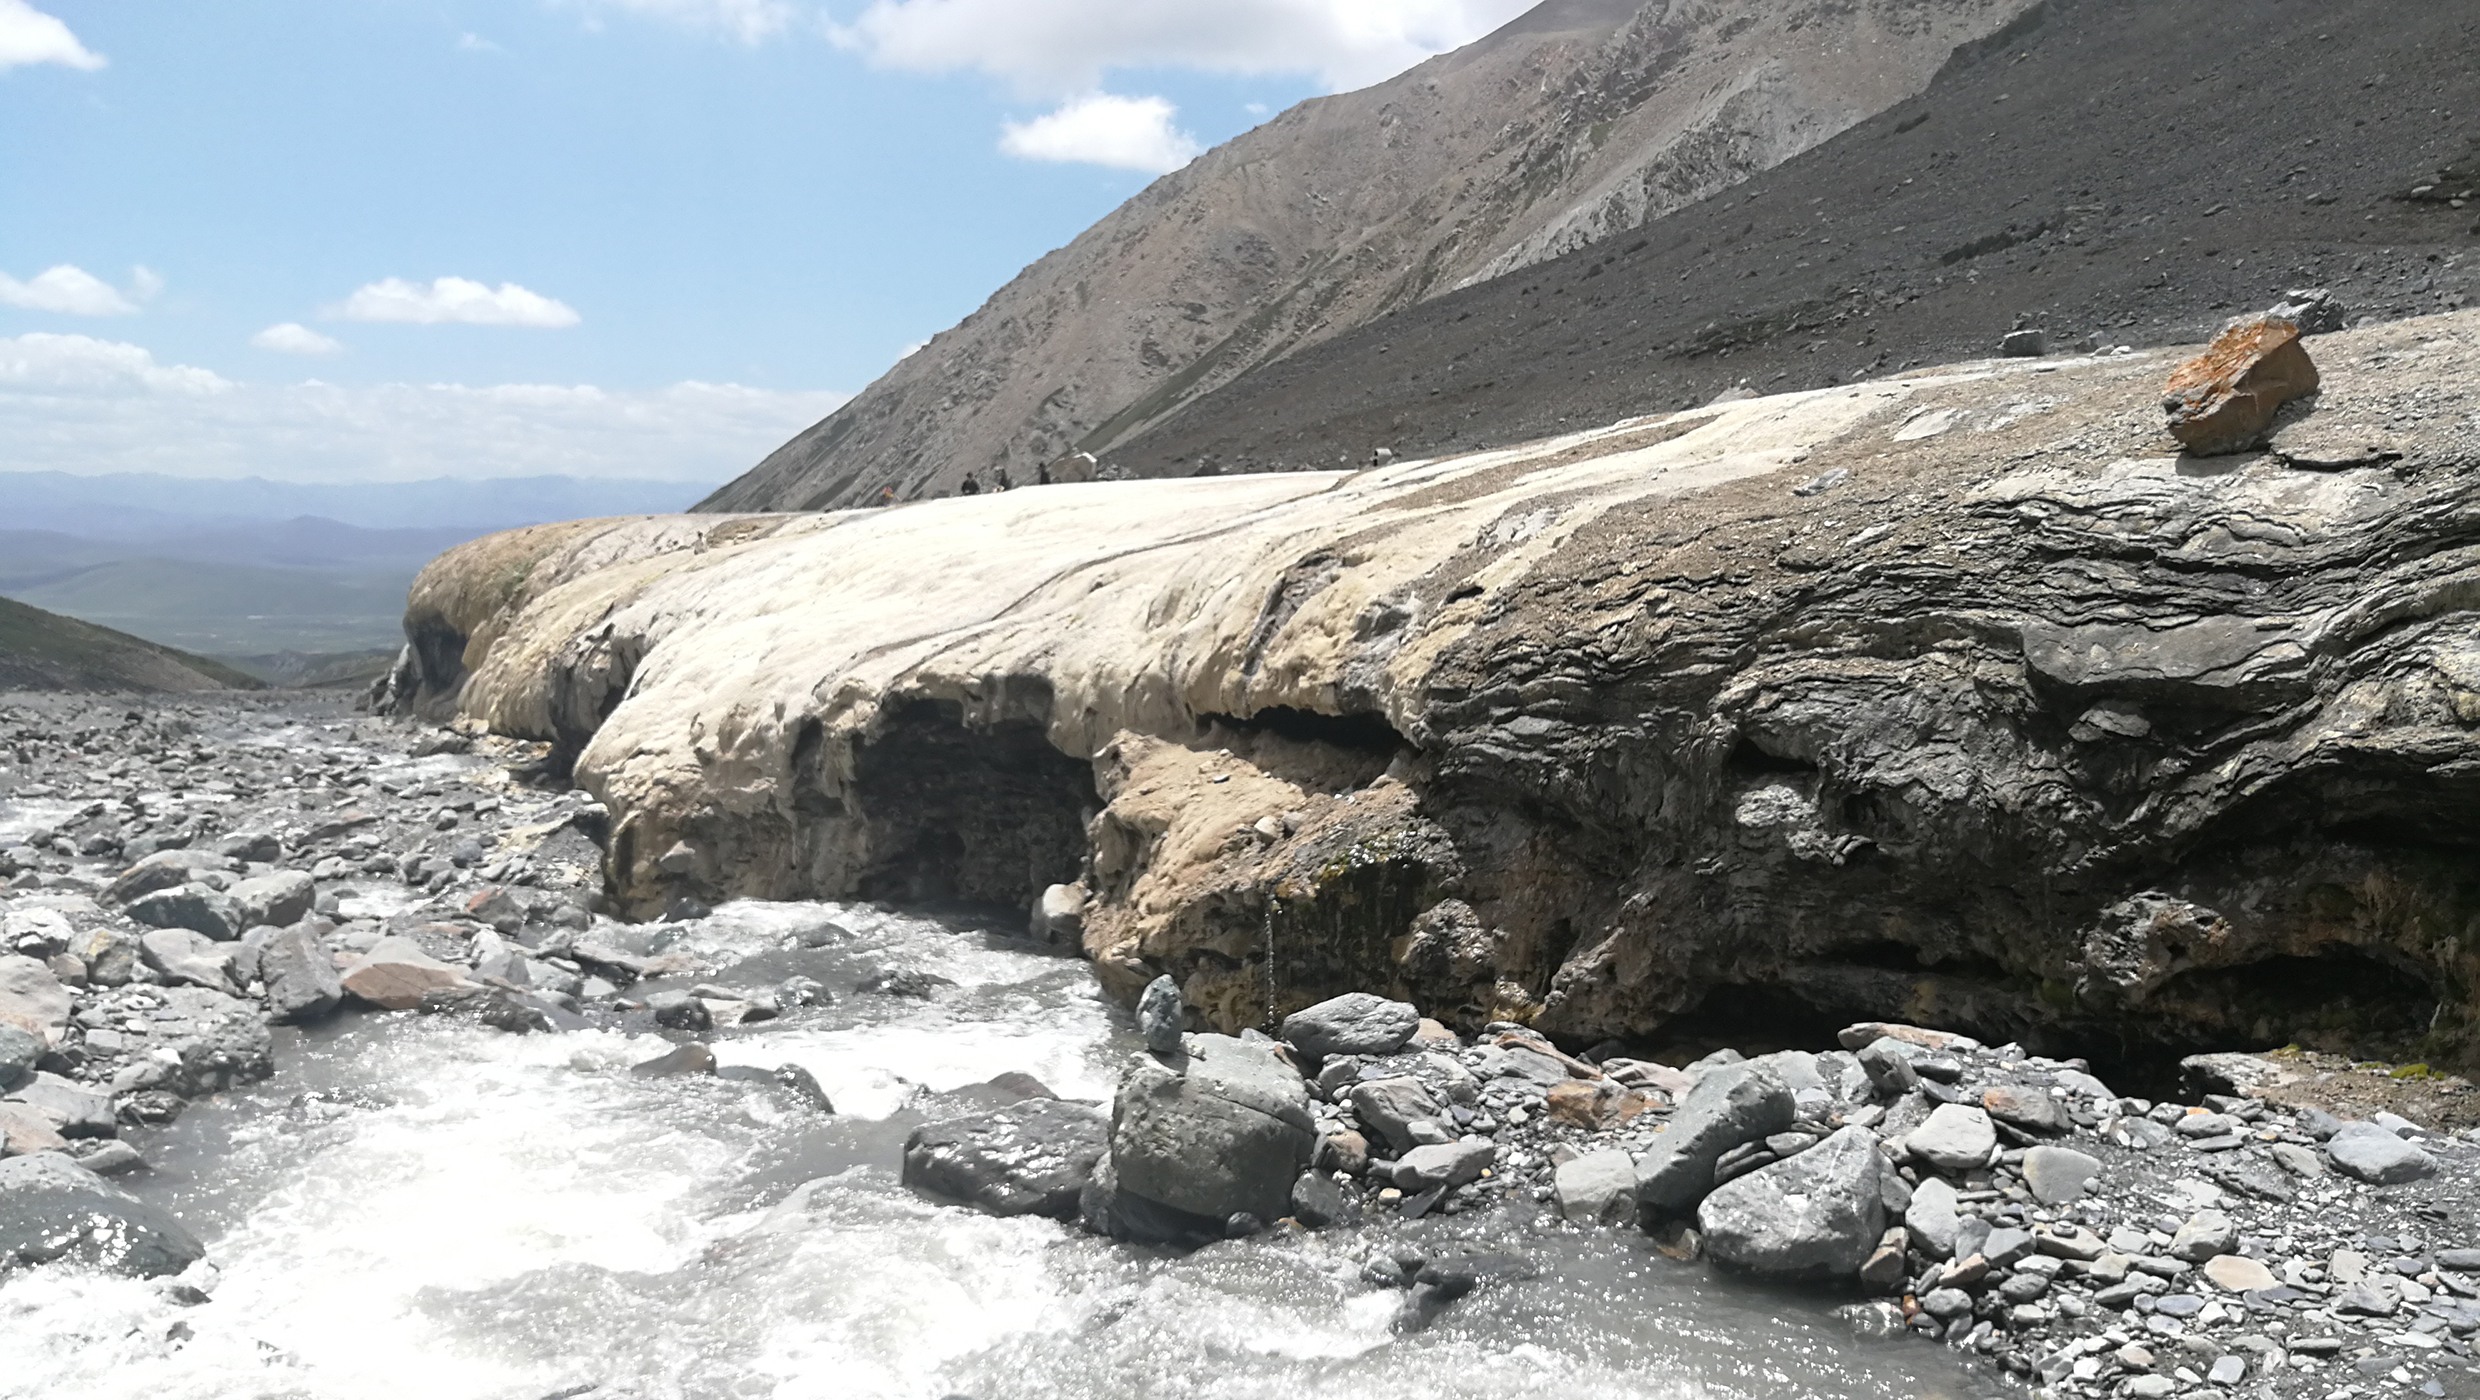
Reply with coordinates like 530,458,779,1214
1,689,2475,1399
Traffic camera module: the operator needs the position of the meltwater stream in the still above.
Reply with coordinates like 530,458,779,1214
0,901,1987,1400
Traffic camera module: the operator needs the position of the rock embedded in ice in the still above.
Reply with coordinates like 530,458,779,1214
1697,1125,1888,1282
1280,992,1420,1060
902,1097,1107,1221
1633,1062,1796,1213
0,1152,204,1278
2325,1120,2438,1184
1905,1103,1998,1172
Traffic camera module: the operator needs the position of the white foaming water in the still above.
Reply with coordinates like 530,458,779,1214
0,902,1986,1400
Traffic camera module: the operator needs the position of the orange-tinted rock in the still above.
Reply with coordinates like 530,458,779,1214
2163,317,2321,455
1545,1077,1658,1130
340,937,470,1011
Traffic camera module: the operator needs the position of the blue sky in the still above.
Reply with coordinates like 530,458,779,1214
0,0,1531,484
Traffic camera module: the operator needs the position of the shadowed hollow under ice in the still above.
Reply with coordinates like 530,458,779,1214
0,901,1985,1400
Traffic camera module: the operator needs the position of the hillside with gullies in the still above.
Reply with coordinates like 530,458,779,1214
701,0,2045,512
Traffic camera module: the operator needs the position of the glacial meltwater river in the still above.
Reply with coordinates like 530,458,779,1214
0,900,1987,1400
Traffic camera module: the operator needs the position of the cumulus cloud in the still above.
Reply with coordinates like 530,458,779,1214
0,264,159,316
1000,93,1200,174
0,333,846,481
0,333,232,395
251,322,344,356
0,0,104,72
832,0,1537,94
334,277,582,328
566,0,796,44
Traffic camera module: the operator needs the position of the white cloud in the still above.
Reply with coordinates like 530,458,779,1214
457,31,505,53
566,0,795,44
333,277,582,328
0,0,104,72
0,264,154,316
0,333,232,395
832,0,1537,95
0,333,847,481
251,322,345,356
1000,93,1200,174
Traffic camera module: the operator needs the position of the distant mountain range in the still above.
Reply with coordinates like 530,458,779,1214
0,472,703,665
0,471,700,538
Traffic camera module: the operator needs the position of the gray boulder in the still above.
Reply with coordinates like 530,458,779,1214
0,1024,35,1092
1905,1103,1997,1171
2326,1121,2438,1185
0,955,69,1045
1347,1075,1445,1156
1280,992,1420,1060
1904,1174,1962,1259
74,927,138,987
102,849,230,905
1633,1062,1796,1213
256,923,344,1023
1105,1033,1315,1232
0,1153,204,1278
1393,1139,1495,1192
125,884,243,942
1136,974,1184,1057
1698,1125,1888,1280
6,1072,115,1138
1555,1148,1639,1224
229,870,316,930
2022,1144,2102,1205
139,928,241,996
2169,1210,2236,1263
1856,1039,1918,1098
901,1097,1107,1220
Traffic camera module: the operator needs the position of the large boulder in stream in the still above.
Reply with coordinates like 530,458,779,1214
1087,1034,1315,1242
1634,1062,1797,1214
1697,1125,1889,1281
0,1153,205,1278
902,1097,1107,1220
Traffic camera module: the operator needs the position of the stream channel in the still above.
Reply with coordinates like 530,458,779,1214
0,894,1989,1399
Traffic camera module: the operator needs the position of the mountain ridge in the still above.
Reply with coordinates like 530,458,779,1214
701,0,2042,513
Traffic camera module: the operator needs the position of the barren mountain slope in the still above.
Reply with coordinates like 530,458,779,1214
0,597,263,694
1117,0,2480,477
702,0,2039,513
